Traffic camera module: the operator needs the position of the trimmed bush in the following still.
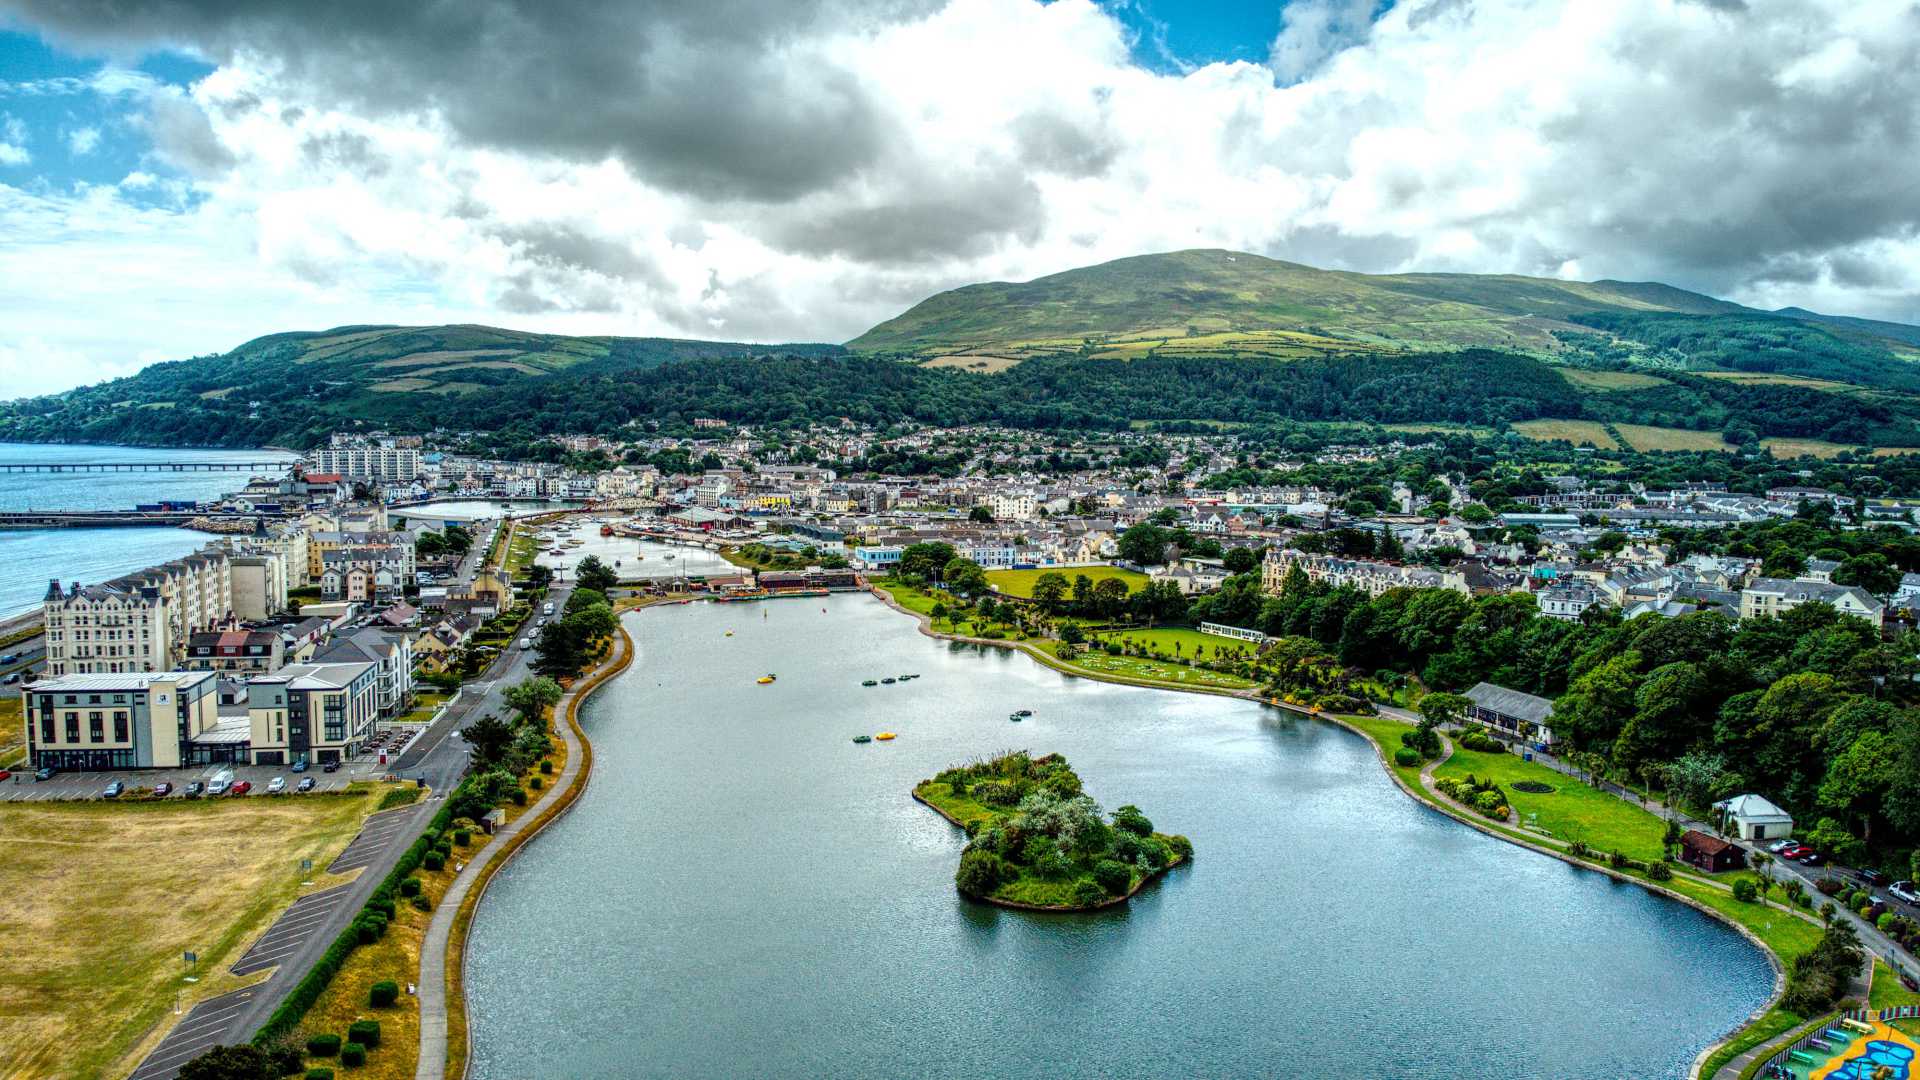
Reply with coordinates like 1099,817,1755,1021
398,877,421,897
1733,879,1758,902
411,894,432,912
347,1019,381,1048
1166,834,1194,861
1648,860,1674,882
1093,859,1133,897
340,1042,366,1067
306,1071,335,1080
955,849,1006,897
1393,747,1422,767
540,759,553,774
422,851,446,872
511,789,528,806
307,1033,342,1057
369,980,400,1008
453,829,472,846
529,776,543,790
1071,878,1107,906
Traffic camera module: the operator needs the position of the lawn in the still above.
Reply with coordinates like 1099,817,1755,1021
1558,368,1671,391
0,788,396,1079
1511,418,1619,449
1873,959,1920,1011
1433,745,1671,863
1090,626,1261,662
1614,423,1733,453
0,697,22,768
1061,650,1254,690
985,566,1149,599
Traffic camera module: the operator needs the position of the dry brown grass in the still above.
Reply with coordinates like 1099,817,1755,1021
1614,424,1732,453
368,378,435,393
1511,419,1619,449
1557,368,1670,391
0,788,393,1079
921,353,1022,373
1871,447,1920,458
371,350,517,368
1697,371,1860,392
1760,438,1857,460
0,698,23,767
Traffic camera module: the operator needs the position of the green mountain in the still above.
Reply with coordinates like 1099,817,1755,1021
0,324,841,449
847,248,1757,360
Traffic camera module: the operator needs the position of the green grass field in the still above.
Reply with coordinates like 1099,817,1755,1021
1873,959,1920,1011
1091,626,1261,661
1433,745,1670,863
984,566,1149,598
1614,423,1733,453
1557,368,1671,391
1511,418,1620,449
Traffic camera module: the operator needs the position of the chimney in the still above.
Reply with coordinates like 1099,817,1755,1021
45,578,61,601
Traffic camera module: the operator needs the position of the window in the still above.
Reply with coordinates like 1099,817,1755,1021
39,716,54,744
65,714,79,743
89,712,105,743
113,712,129,742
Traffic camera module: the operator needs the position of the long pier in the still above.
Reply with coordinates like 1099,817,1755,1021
0,460,291,474
0,510,275,529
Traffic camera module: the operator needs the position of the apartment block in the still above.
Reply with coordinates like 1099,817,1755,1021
22,671,221,770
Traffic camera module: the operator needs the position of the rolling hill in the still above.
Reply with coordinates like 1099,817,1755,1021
6,249,1920,451
847,249,1757,360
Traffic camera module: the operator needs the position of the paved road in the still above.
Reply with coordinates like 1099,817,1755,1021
230,885,357,976
126,987,264,1080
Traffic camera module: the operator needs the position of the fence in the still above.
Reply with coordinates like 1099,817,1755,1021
1758,1008,1876,1076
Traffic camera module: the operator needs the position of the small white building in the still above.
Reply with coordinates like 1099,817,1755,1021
1714,794,1795,842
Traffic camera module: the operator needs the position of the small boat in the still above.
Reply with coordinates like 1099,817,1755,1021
549,547,565,555
862,679,878,687
1015,709,1033,717
756,676,773,684
875,732,896,741
881,677,896,685
725,630,734,637
1009,714,1022,722
898,674,913,681
852,734,872,744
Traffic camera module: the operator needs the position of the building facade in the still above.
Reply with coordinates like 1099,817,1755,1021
22,671,221,770
246,661,380,766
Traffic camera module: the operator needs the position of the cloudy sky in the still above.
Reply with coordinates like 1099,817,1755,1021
1,0,1917,397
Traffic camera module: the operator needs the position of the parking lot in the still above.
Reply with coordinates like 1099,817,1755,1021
0,759,385,802
125,986,262,1080
229,884,357,976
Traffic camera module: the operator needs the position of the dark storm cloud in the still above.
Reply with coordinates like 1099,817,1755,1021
759,160,1048,264
2,0,934,201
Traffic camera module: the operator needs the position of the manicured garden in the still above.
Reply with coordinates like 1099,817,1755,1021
1433,742,1671,864
916,752,1190,910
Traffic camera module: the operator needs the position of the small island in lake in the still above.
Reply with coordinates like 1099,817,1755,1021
914,752,1191,910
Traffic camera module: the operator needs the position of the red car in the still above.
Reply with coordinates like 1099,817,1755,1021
1779,844,1810,859
229,780,253,796
0,769,10,782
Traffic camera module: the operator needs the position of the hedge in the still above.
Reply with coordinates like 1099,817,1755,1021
348,1019,381,1048
306,1034,342,1057
340,1042,366,1067
306,1071,335,1080
370,980,400,1008
252,779,468,1047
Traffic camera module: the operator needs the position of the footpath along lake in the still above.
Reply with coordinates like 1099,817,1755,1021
465,594,1774,1079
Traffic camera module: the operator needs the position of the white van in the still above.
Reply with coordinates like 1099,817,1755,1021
519,637,533,650
205,767,235,796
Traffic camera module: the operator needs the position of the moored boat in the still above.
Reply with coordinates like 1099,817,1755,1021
862,679,878,687
875,732,896,741
852,734,873,744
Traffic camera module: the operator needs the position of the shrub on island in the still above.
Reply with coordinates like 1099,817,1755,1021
916,752,1191,911
1434,774,1510,821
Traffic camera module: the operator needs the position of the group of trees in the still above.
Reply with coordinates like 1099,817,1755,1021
938,752,1191,909
1240,566,1920,872
459,675,562,778
412,524,473,559
531,586,619,679
1028,571,1189,625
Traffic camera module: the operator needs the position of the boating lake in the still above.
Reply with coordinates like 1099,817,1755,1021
464,593,1775,1079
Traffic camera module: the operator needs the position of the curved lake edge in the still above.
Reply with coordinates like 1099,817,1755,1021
868,583,1790,1075
439,624,634,1080
909,785,1189,912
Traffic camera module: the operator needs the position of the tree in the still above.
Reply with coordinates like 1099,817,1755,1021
532,620,587,677
176,1046,275,1080
1223,546,1259,574
1834,553,1900,596
1117,523,1173,565
575,555,618,593
444,523,474,554
896,541,957,582
1818,729,1902,843
1457,503,1494,524
460,715,516,768
1417,692,1471,729
1091,576,1131,620
943,557,989,597
1032,572,1069,610
527,563,554,590
503,676,563,726
1058,621,1085,645
968,505,994,523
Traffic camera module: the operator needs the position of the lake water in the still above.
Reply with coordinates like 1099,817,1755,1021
465,594,1774,1079
0,442,298,619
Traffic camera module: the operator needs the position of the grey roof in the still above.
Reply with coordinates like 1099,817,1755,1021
1465,682,1555,724
26,671,216,694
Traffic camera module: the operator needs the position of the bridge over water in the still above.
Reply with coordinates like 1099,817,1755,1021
0,460,293,474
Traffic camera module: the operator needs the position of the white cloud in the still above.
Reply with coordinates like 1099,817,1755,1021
0,112,27,165
65,125,100,156
2,0,1919,397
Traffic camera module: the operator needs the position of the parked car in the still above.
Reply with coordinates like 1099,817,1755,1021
0,769,10,782
297,777,316,792
35,766,56,781
1855,868,1891,887
184,781,205,797
291,759,309,773
1768,838,1798,853
1800,851,1828,866
1,672,20,685
322,760,340,773
267,777,287,794
0,653,18,664
229,780,253,796
102,781,124,798
1779,844,1810,859
1891,881,1919,904
153,782,173,797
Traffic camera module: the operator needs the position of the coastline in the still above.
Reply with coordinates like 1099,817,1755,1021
866,585,1792,1075
909,786,1187,912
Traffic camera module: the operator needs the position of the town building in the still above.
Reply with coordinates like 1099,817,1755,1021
184,629,288,676
245,661,380,766
1714,794,1795,842
1738,578,1886,625
21,671,222,770
307,433,422,483
1679,830,1746,874
1463,682,1558,747
312,628,415,718
41,546,233,676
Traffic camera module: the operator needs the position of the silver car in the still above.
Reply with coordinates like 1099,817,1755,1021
1893,881,1920,905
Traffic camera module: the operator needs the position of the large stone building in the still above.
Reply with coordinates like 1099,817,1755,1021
1738,578,1885,625
1261,548,1468,598
41,546,233,676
